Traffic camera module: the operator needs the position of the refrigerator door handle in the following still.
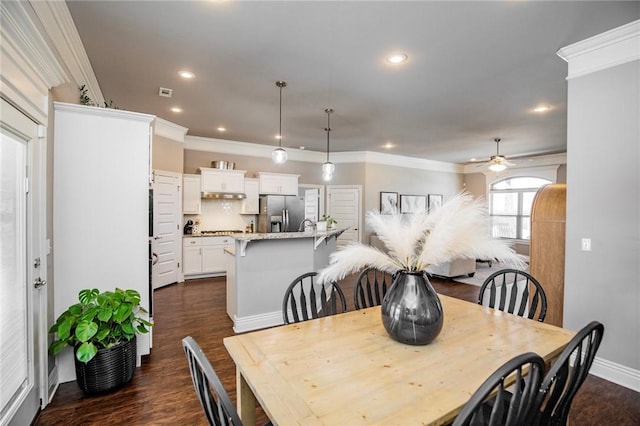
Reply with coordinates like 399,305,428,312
283,209,288,232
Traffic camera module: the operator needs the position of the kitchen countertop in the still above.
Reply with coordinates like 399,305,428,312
231,227,346,241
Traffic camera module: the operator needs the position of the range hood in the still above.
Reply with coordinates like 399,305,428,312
201,192,246,200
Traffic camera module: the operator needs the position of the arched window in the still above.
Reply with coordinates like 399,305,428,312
490,177,551,240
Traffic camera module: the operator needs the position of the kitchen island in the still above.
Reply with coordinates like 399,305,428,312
225,228,345,332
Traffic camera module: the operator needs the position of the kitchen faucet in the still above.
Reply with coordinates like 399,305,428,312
298,218,316,232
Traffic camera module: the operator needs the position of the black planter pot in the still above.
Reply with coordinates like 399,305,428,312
74,335,137,394
381,271,444,345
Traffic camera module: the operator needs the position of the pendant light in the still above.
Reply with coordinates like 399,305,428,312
272,81,288,164
322,108,335,181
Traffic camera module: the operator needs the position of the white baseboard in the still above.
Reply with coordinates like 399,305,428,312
233,311,283,333
588,356,640,392
47,365,59,405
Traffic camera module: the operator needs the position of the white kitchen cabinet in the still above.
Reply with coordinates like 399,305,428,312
240,178,260,214
183,174,201,214
200,168,246,193
257,172,299,195
183,236,234,278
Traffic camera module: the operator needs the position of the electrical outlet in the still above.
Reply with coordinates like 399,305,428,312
581,238,591,251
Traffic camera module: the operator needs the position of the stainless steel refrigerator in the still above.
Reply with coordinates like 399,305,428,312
258,194,306,233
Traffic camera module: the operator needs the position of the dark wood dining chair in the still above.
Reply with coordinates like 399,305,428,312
182,336,242,426
477,269,548,322
452,352,546,426
282,272,347,324
353,267,394,309
533,321,604,426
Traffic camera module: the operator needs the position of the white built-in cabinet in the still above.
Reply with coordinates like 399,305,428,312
53,102,153,383
257,172,299,195
183,236,234,277
240,178,260,214
183,174,201,214
200,167,246,193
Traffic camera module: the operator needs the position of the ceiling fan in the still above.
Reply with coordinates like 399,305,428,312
484,138,515,172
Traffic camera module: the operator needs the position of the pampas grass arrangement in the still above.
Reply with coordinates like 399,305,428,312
318,193,523,284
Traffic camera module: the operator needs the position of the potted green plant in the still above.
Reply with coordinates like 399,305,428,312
318,214,338,231
48,288,152,394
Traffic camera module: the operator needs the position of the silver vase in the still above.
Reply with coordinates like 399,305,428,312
381,271,444,345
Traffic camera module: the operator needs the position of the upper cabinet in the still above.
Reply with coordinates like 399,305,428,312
200,168,246,193
183,174,201,214
240,178,260,214
257,172,299,195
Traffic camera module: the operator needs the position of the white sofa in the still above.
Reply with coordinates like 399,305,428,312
426,258,476,279
369,235,476,279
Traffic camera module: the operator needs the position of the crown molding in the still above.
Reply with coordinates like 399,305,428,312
154,118,188,143
557,20,640,79
29,0,103,103
0,1,68,122
185,135,463,173
54,102,154,124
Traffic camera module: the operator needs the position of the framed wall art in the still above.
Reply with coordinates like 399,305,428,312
379,191,398,214
428,194,443,212
400,194,427,214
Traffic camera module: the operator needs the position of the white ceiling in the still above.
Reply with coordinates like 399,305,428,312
66,1,638,164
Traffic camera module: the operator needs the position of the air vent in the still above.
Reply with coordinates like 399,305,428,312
158,87,173,98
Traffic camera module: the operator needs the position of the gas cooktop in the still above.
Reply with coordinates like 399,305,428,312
199,230,243,236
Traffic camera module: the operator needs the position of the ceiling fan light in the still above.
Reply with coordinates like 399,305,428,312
489,163,507,172
272,147,287,164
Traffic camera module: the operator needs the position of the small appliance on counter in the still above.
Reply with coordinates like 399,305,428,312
184,220,194,235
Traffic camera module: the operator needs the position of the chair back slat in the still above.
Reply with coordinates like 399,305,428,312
182,337,242,426
452,352,545,426
478,269,548,322
283,272,347,324
353,267,394,310
535,321,604,425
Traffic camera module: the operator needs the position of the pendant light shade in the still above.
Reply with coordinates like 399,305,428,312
272,147,287,164
322,108,334,181
272,81,288,164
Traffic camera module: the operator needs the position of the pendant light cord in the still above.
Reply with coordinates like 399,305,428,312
279,85,283,148
325,108,333,161
276,81,287,149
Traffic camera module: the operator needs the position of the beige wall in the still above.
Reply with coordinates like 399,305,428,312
362,163,463,241
184,149,463,241
153,135,184,174
184,150,364,186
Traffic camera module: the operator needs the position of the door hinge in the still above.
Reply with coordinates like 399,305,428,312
25,177,29,193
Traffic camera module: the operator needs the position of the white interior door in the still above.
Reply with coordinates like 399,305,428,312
1,99,45,425
327,186,362,248
152,171,181,289
304,188,319,222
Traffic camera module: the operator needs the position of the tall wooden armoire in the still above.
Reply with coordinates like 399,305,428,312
529,184,566,326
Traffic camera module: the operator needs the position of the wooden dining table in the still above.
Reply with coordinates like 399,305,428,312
223,294,575,426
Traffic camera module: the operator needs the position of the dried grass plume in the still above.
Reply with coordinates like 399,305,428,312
317,193,523,284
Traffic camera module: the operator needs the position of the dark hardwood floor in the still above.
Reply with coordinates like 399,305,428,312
35,275,639,425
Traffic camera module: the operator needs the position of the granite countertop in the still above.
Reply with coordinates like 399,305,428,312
232,227,346,241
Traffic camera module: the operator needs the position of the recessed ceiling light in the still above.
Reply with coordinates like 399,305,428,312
470,158,477,162
533,105,551,113
299,146,306,150
170,107,182,113
178,70,195,79
386,53,408,64
217,127,226,132
275,134,282,140
383,141,396,149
